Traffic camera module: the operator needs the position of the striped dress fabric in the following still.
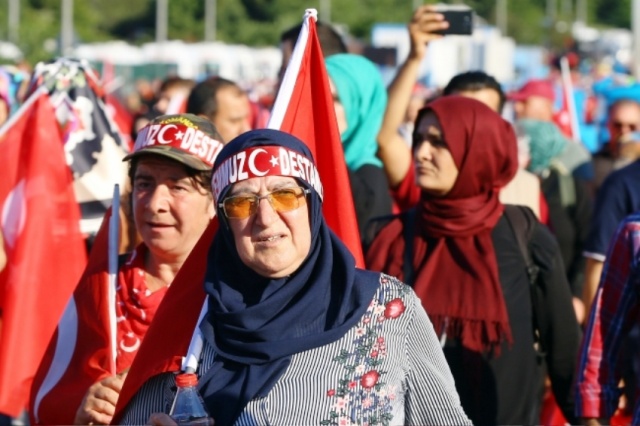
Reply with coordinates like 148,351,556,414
121,274,471,425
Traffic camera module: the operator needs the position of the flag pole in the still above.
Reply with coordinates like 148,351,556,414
267,9,317,129
181,297,209,374
108,184,120,374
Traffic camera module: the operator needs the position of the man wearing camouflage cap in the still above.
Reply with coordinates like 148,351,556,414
30,114,224,425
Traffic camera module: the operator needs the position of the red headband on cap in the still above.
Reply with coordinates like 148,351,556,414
133,117,223,167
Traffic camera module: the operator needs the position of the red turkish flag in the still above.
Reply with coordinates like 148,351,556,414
268,9,364,267
112,220,217,423
29,206,117,425
553,90,574,140
0,89,86,417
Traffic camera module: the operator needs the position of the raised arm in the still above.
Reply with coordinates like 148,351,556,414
377,6,446,188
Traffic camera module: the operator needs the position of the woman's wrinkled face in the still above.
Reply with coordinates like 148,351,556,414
222,176,312,278
413,112,459,197
330,78,348,136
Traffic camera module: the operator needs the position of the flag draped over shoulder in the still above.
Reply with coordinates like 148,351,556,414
112,9,363,421
268,9,364,267
0,88,87,417
112,221,217,422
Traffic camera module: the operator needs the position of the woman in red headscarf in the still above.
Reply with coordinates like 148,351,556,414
366,96,580,426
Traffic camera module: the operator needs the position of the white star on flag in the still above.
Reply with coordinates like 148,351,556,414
269,155,279,167
175,131,184,140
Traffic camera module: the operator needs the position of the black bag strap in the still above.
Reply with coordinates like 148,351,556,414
402,208,417,286
363,213,398,252
365,209,416,285
503,204,547,356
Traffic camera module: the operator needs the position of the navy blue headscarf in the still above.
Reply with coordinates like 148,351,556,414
198,129,379,426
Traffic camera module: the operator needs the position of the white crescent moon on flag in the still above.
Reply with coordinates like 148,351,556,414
248,148,269,176
157,124,177,144
1,179,27,249
120,334,141,353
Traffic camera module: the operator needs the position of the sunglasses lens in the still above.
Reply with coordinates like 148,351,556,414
270,188,303,212
222,188,307,219
614,121,638,131
223,196,255,219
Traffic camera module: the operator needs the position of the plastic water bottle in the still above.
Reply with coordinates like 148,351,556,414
169,373,214,425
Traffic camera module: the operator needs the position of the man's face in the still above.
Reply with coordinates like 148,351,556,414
132,156,213,262
608,103,640,145
513,95,554,121
455,88,502,113
213,87,251,142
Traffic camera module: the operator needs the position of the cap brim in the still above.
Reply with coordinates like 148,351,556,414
122,146,211,171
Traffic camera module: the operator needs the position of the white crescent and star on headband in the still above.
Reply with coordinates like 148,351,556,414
212,146,324,201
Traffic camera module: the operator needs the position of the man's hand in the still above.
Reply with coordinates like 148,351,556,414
74,372,128,425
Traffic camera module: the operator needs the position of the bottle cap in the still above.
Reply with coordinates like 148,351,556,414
175,373,198,387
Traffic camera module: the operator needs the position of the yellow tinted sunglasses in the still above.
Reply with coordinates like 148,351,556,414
219,187,310,219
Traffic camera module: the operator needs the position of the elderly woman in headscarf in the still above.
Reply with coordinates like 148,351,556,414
366,96,580,425
517,119,592,321
118,128,471,426
325,54,393,242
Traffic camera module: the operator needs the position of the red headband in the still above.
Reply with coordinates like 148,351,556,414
212,146,324,200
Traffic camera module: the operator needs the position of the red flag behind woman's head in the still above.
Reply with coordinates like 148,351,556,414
268,9,364,267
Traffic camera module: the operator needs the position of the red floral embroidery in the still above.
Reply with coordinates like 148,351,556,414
360,370,380,389
384,298,406,319
322,275,410,425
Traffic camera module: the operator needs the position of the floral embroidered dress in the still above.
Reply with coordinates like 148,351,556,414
121,275,471,426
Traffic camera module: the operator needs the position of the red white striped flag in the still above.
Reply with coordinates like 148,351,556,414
0,88,87,417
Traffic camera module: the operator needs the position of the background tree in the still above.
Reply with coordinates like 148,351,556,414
0,0,632,66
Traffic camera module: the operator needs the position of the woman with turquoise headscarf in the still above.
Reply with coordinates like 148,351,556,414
326,54,393,243
518,118,592,307
0,65,28,126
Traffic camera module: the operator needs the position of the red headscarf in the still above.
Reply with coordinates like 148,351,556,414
367,96,518,354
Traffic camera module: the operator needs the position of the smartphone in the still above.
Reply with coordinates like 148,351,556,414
434,5,473,35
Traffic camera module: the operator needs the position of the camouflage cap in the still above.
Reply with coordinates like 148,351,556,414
123,113,224,170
